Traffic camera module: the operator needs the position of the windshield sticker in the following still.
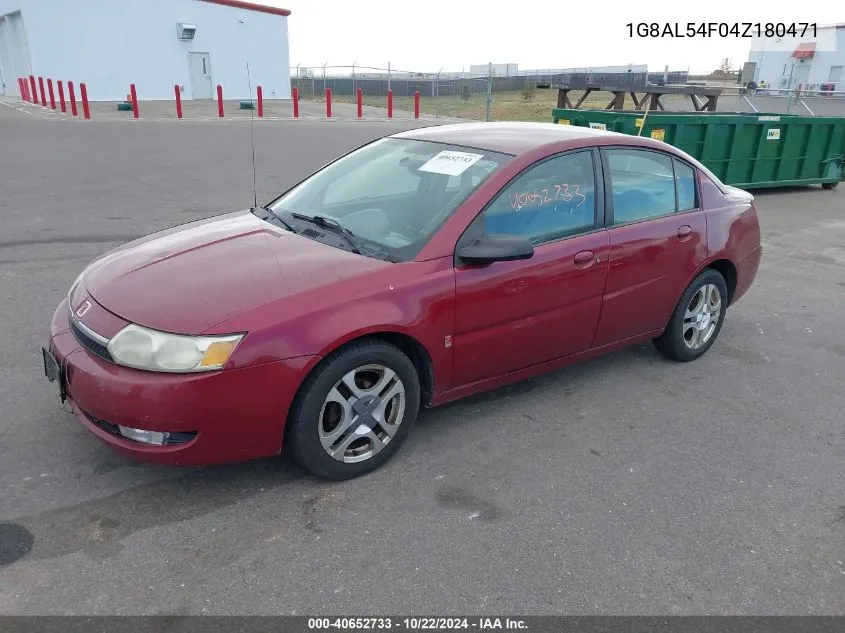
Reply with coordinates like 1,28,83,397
509,184,587,211
418,151,484,176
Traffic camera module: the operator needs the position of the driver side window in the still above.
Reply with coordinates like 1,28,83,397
482,151,597,244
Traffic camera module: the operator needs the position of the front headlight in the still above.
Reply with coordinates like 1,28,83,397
107,324,244,373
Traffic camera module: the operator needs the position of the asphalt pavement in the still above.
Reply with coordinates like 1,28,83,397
0,101,843,615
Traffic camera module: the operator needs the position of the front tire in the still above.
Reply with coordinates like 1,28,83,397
285,340,420,480
653,269,728,362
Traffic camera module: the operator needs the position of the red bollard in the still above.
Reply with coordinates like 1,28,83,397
174,84,182,119
257,85,263,118
130,83,139,118
38,77,47,106
325,88,332,118
387,89,393,119
414,91,420,119
80,83,90,119
17,78,25,101
357,88,363,118
68,81,78,116
29,75,37,104
47,79,56,109
292,86,299,118
57,81,66,112
217,85,224,117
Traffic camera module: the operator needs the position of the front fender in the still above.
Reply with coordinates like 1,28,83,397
216,258,457,393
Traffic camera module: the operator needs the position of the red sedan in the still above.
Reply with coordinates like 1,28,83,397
43,122,762,480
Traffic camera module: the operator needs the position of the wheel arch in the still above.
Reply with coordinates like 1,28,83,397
659,257,737,334
704,258,738,306
297,329,437,412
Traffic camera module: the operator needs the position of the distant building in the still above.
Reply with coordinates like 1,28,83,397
469,63,519,76
745,23,843,90
0,0,291,101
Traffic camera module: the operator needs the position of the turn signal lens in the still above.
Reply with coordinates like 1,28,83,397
200,340,240,368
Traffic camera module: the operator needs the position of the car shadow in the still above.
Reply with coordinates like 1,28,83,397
416,342,662,432
2,454,311,567
749,184,832,196
2,343,665,568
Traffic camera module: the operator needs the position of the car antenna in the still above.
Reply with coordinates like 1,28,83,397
246,61,258,210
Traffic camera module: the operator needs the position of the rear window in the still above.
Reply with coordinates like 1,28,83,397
606,149,676,224
605,148,702,224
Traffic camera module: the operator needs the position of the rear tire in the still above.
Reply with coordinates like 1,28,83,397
285,340,420,481
653,269,728,362
822,182,839,190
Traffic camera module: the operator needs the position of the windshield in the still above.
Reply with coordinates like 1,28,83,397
269,138,511,261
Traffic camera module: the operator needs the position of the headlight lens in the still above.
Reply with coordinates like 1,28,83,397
107,324,243,373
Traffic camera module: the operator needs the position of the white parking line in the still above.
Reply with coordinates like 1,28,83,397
0,99,33,115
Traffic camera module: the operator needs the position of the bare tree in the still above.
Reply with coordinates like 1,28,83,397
522,81,537,102
719,58,734,85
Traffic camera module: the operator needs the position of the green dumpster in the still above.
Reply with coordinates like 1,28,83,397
552,108,845,190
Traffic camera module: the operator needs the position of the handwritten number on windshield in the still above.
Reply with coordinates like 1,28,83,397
508,184,587,212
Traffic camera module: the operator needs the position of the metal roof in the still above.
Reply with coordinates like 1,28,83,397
792,42,816,59
197,0,291,17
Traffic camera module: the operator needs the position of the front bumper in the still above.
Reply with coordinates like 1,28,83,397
47,298,316,466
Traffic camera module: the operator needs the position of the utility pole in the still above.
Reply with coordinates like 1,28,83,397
486,62,493,122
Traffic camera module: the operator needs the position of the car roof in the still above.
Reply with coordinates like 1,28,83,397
391,121,627,156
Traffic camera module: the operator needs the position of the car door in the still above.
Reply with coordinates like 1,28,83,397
592,147,708,348
451,149,610,387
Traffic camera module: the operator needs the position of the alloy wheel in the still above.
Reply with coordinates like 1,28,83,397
317,364,407,463
682,283,722,350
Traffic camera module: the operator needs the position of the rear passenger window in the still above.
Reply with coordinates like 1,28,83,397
674,160,697,211
606,149,676,224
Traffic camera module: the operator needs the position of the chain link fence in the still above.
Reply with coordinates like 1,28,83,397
291,65,491,119
290,65,694,121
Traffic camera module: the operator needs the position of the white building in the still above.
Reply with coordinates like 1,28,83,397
469,63,519,77
0,0,291,101
746,23,843,91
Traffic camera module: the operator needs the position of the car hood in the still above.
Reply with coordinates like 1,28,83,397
83,211,389,334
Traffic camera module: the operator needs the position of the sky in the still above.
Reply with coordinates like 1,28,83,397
262,0,842,74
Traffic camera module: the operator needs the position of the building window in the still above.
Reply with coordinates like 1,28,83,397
830,66,843,83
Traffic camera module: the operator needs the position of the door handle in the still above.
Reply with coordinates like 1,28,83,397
574,250,594,267
677,225,693,240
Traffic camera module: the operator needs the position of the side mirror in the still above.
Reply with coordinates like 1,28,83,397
458,234,534,265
